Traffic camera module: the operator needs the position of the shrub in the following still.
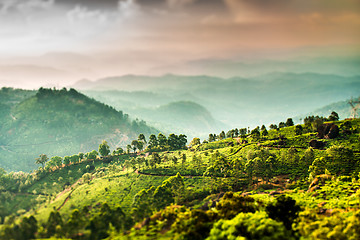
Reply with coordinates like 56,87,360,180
207,211,294,240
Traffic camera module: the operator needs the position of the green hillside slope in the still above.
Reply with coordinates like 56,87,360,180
0,117,359,239
0,88,157,172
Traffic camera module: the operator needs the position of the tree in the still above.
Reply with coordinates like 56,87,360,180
137,140,144,152
208,134,215,142
190,137,201,147
126,145,131,154
261,125,267,131
286,118,294,127
63,156,71,165
153,173,185,209
131,140,139,153
45,211,63,237
239,128,247,137
178,134,187,149
35,154,49,168
168,133,178,150
138,133,146,143
131,187,155,222
261,128,268,137
295,125,303,135
219,131,225,140
226,130,235,138
328,111,339,121
99,140,110,157
113,147,124,155
148,134,158,149
70,154,79,164
250,127,260,139
158,133,167,147
279,122,286,128
266,195,301,231
51,156,63,168
86,150,98,161
269,124,278,130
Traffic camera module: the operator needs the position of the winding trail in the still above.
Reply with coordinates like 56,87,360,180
135,170,202,178
55,178,82,211
57,188,75,211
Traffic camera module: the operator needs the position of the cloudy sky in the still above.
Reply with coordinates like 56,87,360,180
0,0,359,88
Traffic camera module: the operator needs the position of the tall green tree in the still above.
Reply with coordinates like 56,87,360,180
138,133,146,143
219,131,226,140
158,133,167,147
148,134,158,149
131,140,139,153
99,140,110,157
126,145,131,154
208,134,216,142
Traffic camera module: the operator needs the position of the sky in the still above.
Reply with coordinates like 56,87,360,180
0,0,359,88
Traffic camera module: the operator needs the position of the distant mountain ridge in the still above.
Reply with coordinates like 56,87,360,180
73,72,360,128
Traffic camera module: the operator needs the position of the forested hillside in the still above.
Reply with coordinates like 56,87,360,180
0,115,359,240
0,88,157,172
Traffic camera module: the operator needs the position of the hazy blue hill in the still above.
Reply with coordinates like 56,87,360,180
81,90,225,138
0,88,158,172
73,72,360,128
135,101,227,137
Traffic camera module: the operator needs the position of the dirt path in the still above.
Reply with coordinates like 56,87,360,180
135,170,202,178
57,188,75,211
54,178,82,211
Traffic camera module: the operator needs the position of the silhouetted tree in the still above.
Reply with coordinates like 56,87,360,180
328,111,339,121
286,118,294,127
